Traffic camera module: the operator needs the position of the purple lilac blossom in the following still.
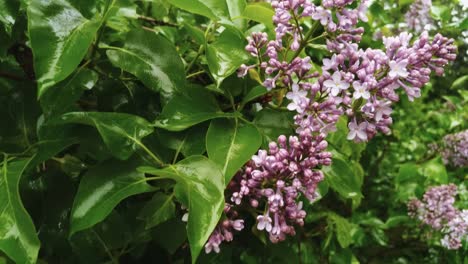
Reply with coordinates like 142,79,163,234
229,131,331,243
408,184,468,250
405,0,433,33
205,0,456,253
440,130,468,168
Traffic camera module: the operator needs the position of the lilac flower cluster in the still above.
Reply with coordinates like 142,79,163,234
408,184,468,250
405,0,433,33
229,131,331,243
440,130,468,168
205,204,245,254
306,31,457,142
240,1,456,143
205,0,456,253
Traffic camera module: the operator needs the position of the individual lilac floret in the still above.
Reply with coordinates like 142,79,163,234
205,204,245,254
440,130,468,168
228,131,331,243
408,184,468,250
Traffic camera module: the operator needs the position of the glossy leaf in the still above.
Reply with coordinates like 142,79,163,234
206,118,262,183
138,192,175,229
167,0,245,27
70,159,153,236
253,108,295,144
242,3,275,29
27,0,104,97
241,85,268,106
227,0,247,29
323,155,363,206
206,26,249,86
106,29,185,97
54,112,154,160
156,124,208,158
139,156,224,263
155,87,228,131
0,0,20,34
40,68,98,117
167,0,226,20
0,158,40,264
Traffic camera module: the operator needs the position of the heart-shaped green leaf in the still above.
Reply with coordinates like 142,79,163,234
168,0,246,29
106,29,185,97
70,159,154,236
242,3,275,29
206,26,249,86
207,118,262,183
40,68,98,118
138,192,175,229
155,87,228,131
0,158,40,264
54,112,154,160
139,156,224,263
323,154,363,207
27,0,105,97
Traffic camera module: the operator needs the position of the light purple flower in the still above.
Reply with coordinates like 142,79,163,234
286,84,309,113
347,120,368,141
388,59,409,79
257,215,273,232
352,81,370,99
323,71,350,96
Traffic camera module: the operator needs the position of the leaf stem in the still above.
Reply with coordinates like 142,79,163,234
185,23,212,74
130,137,165,167
186,70,204,79
92,228,119,264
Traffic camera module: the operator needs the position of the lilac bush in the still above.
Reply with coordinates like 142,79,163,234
206,0,457,253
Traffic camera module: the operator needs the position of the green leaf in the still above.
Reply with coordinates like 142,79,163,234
419,156,448,184
106,29,185,97
450,75,468,91
328,213,354,248
155,87,228,131
323,155,363,206
139,156,224,263
241,85,268,106
206,26,249,86
27,0,104,97
459,17,468,30
253,108,295,144
54,112,154,160
40,68,98,117
138,192,175,229
383,215,411,229
242,3,275,29
167,0,222,20
70,159,153,236
227,0,247,30
431,5,451,22
152,218,187,254
156,124,208,158
207,118,262,183
0,158,40,264
167,0,234,24
0,0,20,34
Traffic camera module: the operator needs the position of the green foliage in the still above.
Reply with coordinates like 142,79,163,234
206,118,262,183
